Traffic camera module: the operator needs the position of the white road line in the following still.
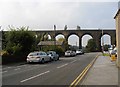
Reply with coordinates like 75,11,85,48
20,70,50,83
16,65,27,68
57,63,68,69
3,67,12,69
60,58,74,60
70,60,77,63
1,71,8,73
14,68,21,71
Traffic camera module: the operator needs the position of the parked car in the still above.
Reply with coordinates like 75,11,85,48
27,51,51,63
108,47,113,57
76,49,84,55
65,50,76,57
109,47,117,56
47,51,59,61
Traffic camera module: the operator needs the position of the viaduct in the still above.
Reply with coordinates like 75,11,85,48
35,29,116,51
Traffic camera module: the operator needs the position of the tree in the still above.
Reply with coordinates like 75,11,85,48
57,37,69,51
4,26,36,56
86,39,97,52
103,44,110,51
57,37,65,42
43,33,49,41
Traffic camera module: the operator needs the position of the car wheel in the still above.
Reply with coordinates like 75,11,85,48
41,59,45,64
27,62,30,64
53,57,56,61
49,58,52,62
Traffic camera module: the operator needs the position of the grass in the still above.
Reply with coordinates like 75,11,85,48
102,53,110,56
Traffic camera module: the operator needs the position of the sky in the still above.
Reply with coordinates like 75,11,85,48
0,0,119,47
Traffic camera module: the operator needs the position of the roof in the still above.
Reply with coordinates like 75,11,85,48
114,9,120,19
38,41,63,46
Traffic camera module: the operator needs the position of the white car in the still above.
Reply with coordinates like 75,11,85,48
108,48,113,56
76,49,84,55
27,51,51,63
65,50,76,57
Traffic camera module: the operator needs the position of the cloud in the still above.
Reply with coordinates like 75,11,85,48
0,1,118,30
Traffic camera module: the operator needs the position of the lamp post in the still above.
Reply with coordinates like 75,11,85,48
54,25,56,50
102,29,104,54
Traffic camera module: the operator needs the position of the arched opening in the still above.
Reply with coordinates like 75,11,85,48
101,34,111,51
55,34,65,41
43,34,52,40
68,34,79,49
101,34,111,46
48,34,52,40
82,34,93,47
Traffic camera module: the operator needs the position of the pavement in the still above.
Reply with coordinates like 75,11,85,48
81,55,118,86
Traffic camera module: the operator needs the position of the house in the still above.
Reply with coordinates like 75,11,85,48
38,41,64,50
114,4,120,67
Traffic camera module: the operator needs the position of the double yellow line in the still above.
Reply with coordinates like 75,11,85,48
69,55,99,87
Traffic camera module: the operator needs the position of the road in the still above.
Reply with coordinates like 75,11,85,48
2,53,99,86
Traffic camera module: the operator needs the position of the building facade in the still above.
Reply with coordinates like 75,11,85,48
114,8,120,67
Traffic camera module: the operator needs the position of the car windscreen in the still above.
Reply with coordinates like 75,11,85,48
28,53,38,56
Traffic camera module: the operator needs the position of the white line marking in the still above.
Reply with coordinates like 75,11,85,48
57,63,68,69
17,65,27,67
14,68,21,70
2,71,8,73
60,58,74,60
20,71,50,83
3,67,12,69
70,60,77,63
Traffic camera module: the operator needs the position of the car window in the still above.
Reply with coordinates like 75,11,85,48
42,52,47,55
39,52,43,55
29,53,37,56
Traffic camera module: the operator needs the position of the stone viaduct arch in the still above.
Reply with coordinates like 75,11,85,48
35,29,116,51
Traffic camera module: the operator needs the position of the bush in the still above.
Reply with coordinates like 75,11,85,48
54,46,64,56
86,39,97,52
4,27,36,56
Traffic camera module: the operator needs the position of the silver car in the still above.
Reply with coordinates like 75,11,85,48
47,51,59,61
27,51,51,63
65,50,76,57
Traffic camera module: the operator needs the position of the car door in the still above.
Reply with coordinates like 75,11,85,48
43,52,49,61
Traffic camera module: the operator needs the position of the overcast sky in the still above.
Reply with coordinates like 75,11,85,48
0,0,119,47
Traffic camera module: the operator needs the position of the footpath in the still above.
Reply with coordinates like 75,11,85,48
81,55,118,86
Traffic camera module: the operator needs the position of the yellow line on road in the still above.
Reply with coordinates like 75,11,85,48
69,55,99,87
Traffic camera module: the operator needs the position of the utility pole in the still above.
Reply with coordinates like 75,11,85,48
54,25,56,50
102,29,104,54
76,41,77,46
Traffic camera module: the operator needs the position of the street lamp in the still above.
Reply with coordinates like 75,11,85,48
102,29,104,54
54,25,56,50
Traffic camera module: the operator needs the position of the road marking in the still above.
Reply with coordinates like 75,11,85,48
57,63,68,69
3,67,12,70
60,58,74,60
20,70,50,83
70,60,77,64
1,71,8,73
69,55,99,87
14,68,21,71
17,65,27,68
